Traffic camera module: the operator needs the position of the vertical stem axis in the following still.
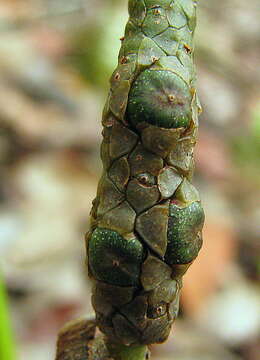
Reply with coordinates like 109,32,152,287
108,343,149,360
87,0,204,349
56,1,204,359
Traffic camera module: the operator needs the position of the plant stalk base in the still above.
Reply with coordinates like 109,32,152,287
55,317,149,360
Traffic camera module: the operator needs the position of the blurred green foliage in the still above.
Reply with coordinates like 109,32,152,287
232,104,260,183
0,273,16,360
67,3,128,89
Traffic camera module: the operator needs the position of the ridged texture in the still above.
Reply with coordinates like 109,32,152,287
86,0,204,346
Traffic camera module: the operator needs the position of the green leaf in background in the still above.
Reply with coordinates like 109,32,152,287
232,103,260,183
67,2,128,89
0,273,16,360
251,103,260,137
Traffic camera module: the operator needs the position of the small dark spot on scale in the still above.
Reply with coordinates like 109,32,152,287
106,117,114,127
151,56,158,62
120,56,128,64
156,306,164,316
153,9,161,15
114,73,120,80
112,260,120,267
168,94,176,102
184,44,192,54
139,175,148,184
139,176,154,187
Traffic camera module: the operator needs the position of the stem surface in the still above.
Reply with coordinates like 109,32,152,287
108,343,148,360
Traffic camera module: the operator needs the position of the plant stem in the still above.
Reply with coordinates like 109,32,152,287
107,343,149,360
55,318,149,360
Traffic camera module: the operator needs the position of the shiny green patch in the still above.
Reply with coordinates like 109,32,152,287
89,228,143,286
165,201,204,264
127,69,192,129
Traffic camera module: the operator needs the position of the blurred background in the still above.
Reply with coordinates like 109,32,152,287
0,0,259,359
